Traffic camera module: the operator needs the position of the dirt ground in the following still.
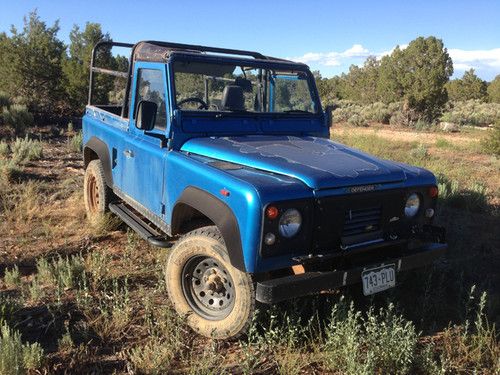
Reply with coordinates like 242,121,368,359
0,125,499,374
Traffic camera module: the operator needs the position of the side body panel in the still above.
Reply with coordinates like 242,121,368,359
82,107,128,188
119,62,171,216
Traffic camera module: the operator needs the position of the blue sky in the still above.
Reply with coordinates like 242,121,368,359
1,0,499,80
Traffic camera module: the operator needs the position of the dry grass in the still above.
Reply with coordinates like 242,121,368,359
0,127,498,373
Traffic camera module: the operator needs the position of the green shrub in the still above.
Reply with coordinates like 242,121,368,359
323,300,419,375
3,266,21,289
68,131,83,153
10,136,43,165
127,337,177,374
481,119,500,155
389,110,410,127
0,92,10,111
67,121,74,133
0,159,23,183
334,105,360,123
440,290,500,373
441,100,500,127
0,141,10,158
360,102,392,124
0,323,44,374
0,297,18,327
348,113,368,127
1,105,34,135
437,174,489,212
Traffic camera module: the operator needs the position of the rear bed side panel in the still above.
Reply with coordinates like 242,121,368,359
82,107,128,190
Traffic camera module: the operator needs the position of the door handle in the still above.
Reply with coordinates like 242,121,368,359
123,150,134,158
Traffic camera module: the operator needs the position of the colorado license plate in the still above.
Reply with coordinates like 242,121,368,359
361,264,396,296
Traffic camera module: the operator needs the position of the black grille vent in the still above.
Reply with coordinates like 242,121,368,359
343,206,382,237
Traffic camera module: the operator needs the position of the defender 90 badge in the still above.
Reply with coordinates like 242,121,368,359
348,185,377,193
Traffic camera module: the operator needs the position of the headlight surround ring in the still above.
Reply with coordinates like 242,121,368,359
278,208,302,238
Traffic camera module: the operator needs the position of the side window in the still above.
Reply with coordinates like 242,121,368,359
135,69,167,130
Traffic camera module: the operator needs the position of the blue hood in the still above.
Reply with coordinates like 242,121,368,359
181,135,407,190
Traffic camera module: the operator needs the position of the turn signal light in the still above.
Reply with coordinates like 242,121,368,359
266,206,279,219
429,186,438,198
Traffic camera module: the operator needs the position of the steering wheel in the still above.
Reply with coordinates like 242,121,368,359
177,97,209,110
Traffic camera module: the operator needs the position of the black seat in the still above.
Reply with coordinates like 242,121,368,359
221,85,245,111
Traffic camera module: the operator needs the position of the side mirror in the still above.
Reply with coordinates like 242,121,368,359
136,100,157,131
324,105,335,128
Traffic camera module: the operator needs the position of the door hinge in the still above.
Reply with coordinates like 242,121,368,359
161,203,166,215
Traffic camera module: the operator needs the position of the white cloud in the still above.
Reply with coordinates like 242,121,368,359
448,48,500,70
341,44,369,58
290,43,406,67
289,44,499,79
289,44,370,67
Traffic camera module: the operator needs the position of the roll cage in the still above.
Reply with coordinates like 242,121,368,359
88,40,316,118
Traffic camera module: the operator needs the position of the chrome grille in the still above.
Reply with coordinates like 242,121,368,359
343,206,382,237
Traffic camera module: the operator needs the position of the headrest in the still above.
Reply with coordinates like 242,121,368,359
221,85,245,111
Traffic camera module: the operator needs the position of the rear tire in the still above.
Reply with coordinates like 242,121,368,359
165,226,255,339
84,159,111,221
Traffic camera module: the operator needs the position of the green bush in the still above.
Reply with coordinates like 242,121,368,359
410,143,429,159
323,300,419,375
0,92,10,111
3,266,21,289
0,323,44,374
68,131,83,153
0,141,9,158
333,102,361,123
481,119,500,155
0,297,18,327
437,174,489,212
10,137,43,164
441,100,500,127
389,110,410,127
1,105,34,135
360,102,392,124
0,159,23,183
348,113,368,127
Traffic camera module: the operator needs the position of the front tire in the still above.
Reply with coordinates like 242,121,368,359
165,226,255,339
83,159,111,221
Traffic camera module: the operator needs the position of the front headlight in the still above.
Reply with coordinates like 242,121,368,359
278,208,302,238
405,193,421,217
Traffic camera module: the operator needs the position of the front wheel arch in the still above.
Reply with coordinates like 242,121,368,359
171,187,246,272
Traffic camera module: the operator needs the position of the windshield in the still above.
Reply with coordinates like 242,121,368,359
173,60,318,114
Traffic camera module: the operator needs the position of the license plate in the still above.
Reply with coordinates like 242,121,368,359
361,264,396,296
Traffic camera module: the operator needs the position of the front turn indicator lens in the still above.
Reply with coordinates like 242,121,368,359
429,186,438,198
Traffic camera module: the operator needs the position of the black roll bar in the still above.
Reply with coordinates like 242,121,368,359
89,40,276,117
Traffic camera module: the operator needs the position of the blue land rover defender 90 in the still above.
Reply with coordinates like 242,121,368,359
82,40,447,338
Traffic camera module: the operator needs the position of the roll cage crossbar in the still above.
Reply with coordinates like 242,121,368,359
88,40,298,118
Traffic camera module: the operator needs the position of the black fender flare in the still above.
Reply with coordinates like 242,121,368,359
172,187,246,272
83,136,113,187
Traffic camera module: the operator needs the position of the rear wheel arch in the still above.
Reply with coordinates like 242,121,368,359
171,187,246,272
83,137,113,187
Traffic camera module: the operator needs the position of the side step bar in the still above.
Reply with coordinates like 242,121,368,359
109,202,171,248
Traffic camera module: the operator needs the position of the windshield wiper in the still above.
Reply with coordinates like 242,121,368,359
283,109,312,114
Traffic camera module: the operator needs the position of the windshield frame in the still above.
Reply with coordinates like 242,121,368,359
168,53,323,117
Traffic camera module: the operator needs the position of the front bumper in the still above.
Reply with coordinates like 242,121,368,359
255,241,447,304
